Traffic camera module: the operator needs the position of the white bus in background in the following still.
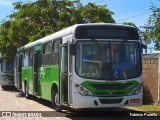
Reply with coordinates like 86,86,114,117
0,53,14,89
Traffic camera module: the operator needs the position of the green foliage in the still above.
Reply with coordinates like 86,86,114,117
79,3,115,23
0,21,17,60
0,0,115,60
147,4,160,50
123,22,137,27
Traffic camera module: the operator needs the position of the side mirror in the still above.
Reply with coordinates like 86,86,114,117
70,44,76,55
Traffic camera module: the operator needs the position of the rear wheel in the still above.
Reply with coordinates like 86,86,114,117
52,88,62,111
1,86,6,89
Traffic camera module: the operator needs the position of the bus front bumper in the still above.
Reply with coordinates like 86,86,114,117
72,92,142,109
1,79,14,86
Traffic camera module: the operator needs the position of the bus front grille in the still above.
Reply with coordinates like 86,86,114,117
99,98,123,104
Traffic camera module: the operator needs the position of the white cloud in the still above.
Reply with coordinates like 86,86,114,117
0,0,12,7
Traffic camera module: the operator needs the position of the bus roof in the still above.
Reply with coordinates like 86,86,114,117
17,23,138,51
18,24,77,51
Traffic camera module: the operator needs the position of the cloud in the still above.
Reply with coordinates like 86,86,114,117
0,0,12,7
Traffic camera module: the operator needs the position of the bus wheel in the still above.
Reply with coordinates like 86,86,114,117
52,88,62,111
24,83,30,99
1,86,6,89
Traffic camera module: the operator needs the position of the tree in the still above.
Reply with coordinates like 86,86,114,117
147,3,160,50
123,22,137,27
139,25,151,53
72,3,115,23
0,0,115,60
0,20,17,60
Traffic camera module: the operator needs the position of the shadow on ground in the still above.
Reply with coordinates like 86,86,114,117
16,91,53,109
13,91,160,119
1,86,18,92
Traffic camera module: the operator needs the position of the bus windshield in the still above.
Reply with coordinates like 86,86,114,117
1,59,14,74
76,41,141,80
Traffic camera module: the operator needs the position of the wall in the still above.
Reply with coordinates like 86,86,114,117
142,53,160,104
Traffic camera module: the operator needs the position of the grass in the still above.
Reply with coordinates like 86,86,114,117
126,105,160,115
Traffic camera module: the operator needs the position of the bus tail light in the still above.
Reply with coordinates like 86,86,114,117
74,83,93,96
129,83,142,95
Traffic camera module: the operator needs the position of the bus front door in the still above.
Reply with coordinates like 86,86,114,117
33,51,40,95
60,44,69,105
16,56,22,90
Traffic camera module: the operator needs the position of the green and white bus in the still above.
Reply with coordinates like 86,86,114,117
15,23,142,111
0,54,14,88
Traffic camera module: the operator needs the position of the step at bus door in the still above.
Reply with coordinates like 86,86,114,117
60,44,69,104
33,51,40,95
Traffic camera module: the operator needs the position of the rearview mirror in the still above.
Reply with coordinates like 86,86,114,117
70,44,76,55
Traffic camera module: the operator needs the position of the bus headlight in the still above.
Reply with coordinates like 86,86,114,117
129,83,142,95
74,83,93,96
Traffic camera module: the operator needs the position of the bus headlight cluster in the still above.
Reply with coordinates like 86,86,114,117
129,83,142,95
74,83,93,96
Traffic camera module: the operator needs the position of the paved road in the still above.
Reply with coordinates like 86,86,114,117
0,86,159,120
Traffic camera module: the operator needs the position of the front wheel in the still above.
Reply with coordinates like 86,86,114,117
52,88,62,111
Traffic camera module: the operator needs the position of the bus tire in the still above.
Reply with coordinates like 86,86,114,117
24,83,30,99
52,88,62,111
1,86,6,89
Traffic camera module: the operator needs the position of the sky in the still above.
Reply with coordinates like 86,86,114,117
0,0,160,53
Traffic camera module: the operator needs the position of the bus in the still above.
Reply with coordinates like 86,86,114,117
14,23,142,111
0,54,14,89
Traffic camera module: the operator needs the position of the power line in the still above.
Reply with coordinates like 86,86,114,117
107,0,133,8
94,0,106,4
94,0,131,6
116,12,152,22
117,20,149,25
115,3,160,14
94,0,158,17
114,0,130,5
88,0,153,24
116,6,149,14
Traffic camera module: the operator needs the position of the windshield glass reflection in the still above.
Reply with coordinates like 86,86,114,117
76,41,141,80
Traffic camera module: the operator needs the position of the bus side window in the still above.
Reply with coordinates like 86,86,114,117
42,42,52,65
52,39,61,65
29,48,33,66
23,49,29,67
